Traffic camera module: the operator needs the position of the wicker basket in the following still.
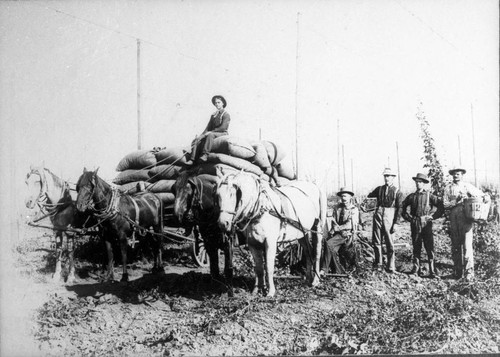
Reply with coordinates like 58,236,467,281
463,197,490,222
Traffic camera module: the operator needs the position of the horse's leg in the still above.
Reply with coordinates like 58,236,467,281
207,239,221,280
223,233,234,297
264,238,278,297
119,233,129,282
104,239,115,281
299,236,313,286
248,244,265,295
151,230,164,274
66,233,76,284
52,231,63,282
311,220,324,287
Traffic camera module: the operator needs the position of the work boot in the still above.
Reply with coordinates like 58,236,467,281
428,259,439,279
410,258,421,275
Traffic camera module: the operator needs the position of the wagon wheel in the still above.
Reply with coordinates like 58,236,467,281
191,229,210,267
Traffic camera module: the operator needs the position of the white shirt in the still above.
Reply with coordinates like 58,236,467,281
443,181,484,209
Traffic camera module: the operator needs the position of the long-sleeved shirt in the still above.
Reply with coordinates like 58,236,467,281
443,181,484,209
367,184,403,224
203,110,231,134
330,203,359,234
402,189,444,221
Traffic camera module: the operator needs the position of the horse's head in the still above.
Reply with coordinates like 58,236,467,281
76,168,99,212
216,173,243,233
173,172,195,224
25,166,44,209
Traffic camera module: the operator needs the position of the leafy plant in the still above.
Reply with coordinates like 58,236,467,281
416,104,445,196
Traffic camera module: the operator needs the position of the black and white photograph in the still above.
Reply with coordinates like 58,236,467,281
1,0,499,355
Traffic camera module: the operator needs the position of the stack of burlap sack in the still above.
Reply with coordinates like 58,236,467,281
113,136,295,203
113,146,189,204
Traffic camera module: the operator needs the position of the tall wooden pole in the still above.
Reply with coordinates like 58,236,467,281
471,104,477,186
458,135,462,165
350,158,354,192
396,142,401,188
294,12,300,179
342,144,346,187
137,38,142,150
485,160,488,184
337,118,340,189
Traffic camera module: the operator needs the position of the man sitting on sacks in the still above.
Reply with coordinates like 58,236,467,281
320,187,360,275
188,95,231,164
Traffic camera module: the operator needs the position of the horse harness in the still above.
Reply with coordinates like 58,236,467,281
219,174,320,235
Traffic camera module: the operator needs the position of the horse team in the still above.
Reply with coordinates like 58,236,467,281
26,165,327,297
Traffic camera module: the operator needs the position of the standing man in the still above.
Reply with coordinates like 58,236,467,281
443,167,489,281
189,95,230,163
401,173,444,278
367,168,403,273
321,187,360,274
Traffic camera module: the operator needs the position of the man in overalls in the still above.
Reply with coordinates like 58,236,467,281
401,173,444,278
443,167,488,281
367,168,403,273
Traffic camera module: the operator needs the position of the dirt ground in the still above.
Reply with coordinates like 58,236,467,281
2,213,500,356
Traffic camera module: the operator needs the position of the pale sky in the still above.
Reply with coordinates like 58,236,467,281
1,0,499,220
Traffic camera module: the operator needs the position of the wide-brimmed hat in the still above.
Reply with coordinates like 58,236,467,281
449,167,466,175
211,95,227,108
337,187,354,197
412,173,429,183
382,168,397,176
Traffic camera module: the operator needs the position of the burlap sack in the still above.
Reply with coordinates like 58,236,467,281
148,165,183,181
154,147,189,165
113,169,150,185
251,141,272,169
262,141,286,166
211,136,256,159
206,153,263,176
116,150,157,171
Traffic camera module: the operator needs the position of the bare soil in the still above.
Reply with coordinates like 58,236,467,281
4,214,500,356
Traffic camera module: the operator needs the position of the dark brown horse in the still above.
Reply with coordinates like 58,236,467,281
76,168,164,282
173,171,234,295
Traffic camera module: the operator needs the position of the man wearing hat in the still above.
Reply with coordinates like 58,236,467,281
366,168,403,273
443,167,489,281
321,187,360,274
401,173,444,278
189,95,230,163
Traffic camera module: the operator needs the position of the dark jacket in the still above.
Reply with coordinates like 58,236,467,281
402,189,444,222
203,110,230,134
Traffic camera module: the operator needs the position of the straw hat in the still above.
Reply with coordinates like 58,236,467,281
211,95,227,108
448,167,466,175
382,168,397,176
412,173,429,183
337,187,354,197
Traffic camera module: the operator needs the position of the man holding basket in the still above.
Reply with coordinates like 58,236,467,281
443,167,490,281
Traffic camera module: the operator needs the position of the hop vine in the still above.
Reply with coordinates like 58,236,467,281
416,104,445,196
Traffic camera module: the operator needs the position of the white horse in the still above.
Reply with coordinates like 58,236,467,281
25,166,80,283
216,171,326,297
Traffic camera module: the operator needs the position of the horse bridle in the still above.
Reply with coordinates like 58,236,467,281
77,174,115,216
217,173,264,231
26,168,67,214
